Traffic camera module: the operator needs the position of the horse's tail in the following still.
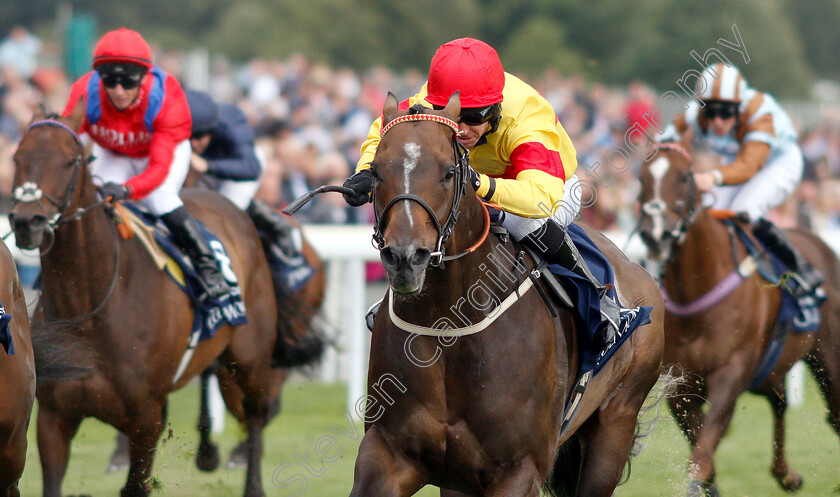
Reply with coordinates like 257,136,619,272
30,315,95,383
271,284,328,369
620,367,686,484
544,434,582,497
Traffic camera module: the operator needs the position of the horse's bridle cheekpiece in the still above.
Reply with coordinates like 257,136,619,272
13,119,88,229
373,113,473,267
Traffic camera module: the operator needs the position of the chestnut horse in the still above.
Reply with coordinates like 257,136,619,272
9,105,319,497
0,238,34,497
347,93,664,497
637,144,840,496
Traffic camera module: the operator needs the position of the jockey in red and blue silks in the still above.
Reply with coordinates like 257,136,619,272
344,37,620,346
61,27,230,301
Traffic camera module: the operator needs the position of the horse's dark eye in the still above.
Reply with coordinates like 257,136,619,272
369,167,380,180
444,167,456,181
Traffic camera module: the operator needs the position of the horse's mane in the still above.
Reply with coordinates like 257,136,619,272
407,104,430,115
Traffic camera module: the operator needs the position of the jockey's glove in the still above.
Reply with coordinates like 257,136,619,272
99,182,130,202
342,169,374,206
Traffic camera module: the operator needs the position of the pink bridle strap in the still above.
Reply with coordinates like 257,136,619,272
658,142,692,162
380,114,460,137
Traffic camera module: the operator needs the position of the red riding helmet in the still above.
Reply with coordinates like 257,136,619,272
92,28,153,70
426,38,505,108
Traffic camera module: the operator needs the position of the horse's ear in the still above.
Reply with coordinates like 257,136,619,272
441,91,461,120
382,92,399,127
29,103,47,123
65,99,86,133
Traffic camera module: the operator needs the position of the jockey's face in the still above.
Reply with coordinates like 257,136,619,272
456,121,491,148
702,100,738,137
104,82,141,111
190,134,212,154
708,114,737,137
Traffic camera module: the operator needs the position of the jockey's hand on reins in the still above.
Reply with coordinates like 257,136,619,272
99,182,130,203
342,169,374,206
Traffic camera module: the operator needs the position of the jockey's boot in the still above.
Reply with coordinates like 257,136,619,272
524,220,620,348
753,218,824,299
247,200,302,261
162,207,231,302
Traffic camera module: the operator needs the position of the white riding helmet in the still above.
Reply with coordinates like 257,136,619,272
696,63,748,103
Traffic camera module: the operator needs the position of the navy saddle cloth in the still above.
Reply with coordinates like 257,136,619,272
0,298,13,355
546,224,653,377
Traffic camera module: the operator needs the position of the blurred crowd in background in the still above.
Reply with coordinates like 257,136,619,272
3,24,840,237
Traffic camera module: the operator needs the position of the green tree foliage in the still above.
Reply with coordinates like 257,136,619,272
0,0,827,97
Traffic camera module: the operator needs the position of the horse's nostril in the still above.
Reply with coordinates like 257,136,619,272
411,248,431,268
380,247,398,269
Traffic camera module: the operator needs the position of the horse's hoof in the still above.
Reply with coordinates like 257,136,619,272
688,479,720,497
226,439,248,469
106,453,129,473
196,442,220,472
775,471,804,492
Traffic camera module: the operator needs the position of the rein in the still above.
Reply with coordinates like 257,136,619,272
371,113,481,267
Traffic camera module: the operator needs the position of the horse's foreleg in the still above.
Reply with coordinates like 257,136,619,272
121,401,166,497
349,427,426,497
196,367,220,472
689,366,748,487
37,406,82,497
764,385,803,491
667,378,706,448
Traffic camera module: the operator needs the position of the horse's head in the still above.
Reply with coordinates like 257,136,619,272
637,143,699,261
9,102,88,249
371,92,469,294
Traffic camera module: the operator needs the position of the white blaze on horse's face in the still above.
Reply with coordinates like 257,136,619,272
403,142,421,228
648,156,670,242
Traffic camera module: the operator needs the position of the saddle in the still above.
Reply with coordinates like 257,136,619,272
109,203,248,341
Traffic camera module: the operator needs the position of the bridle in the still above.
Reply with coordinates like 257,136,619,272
11,118,119,320
11,119,100,229
372,113,488,267
638,143,699,257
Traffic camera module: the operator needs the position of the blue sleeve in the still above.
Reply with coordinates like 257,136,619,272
204,104,262,181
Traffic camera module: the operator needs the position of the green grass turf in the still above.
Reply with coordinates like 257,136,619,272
16,374,839,496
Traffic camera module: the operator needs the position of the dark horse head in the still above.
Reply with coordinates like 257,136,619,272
9,105,89,250
371,92,475,294
637,143,700,262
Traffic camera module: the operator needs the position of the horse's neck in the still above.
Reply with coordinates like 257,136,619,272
662,209,739,303
40,199,118,314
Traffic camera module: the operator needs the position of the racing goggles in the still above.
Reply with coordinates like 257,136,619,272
702,101,739,120
458,104,501,126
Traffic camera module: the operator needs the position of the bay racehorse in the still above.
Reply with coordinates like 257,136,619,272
637,144,840,496
9,104,320,497
0,238,34,497
194,224,327,470
347,93,665,496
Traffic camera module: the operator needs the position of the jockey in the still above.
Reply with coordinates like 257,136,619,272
61,28,230,302
344,37,620,347
185,89,303,264
660,63,823,298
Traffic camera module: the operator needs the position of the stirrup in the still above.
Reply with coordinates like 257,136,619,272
595,295,620,348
